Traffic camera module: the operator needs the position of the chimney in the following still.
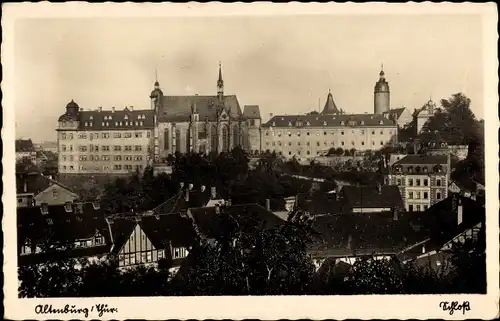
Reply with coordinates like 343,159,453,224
98,107,102,112
393,207,398,221
201,185,206,192
211,186,216,199
23,179,28,193
265,199,271,211
376,183,382,194
112,107,115,113
180,182,185,189
457,198,463,226
347,234,352,250
422,244,426,254
185,188,190,202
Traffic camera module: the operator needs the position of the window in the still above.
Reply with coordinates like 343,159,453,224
423,205,428,211
288,132,291,137
408,192,413,199
408,179,413,186
436,179,442,186
416,192,421,199
424,179,429,186
52,190,58,198
437,192,442,200
95,237,103,245
341,141,344,146
361,141,365,146
114,145,121,151
416,179,421,186
396,178,401,186
380,130,383,135
124,132,132,138
125,145,132,151
380,141,384,145
416,205,421,211
341,131,344,135
316,142,320,147
147,251,152,262
409,205,414,212
62,144,67,152
306,131,310,136
134,145,142,151
114,133,122,138
423,192,428,199
158,250,164,259
102,146,110,151
115,155,122,161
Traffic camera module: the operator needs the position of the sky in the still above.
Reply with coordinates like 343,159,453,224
14,15,483,142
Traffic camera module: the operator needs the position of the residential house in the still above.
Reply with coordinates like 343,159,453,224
16,171,78,207
294,192,345,216
16,139,37,164
17,201,110,266
397,194,485,272
385,154,454,212
106,212,197,275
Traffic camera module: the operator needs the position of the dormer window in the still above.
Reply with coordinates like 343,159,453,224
104,116,107,120
64,202,73,213
106,122,109,126
101,122,105,126
361,120,365,125
272,122,276,126
85,122,88,126
422,166,428,173
415,166,421,173
341,121,345,125
109,116,112,120
40,203,49,215
379,120,384,125
288,122,292,127
89,122,93,127
119,122,123,126
140,121,143,126
323,121,327,126
434,165,443,173
407,166,414,173
135,121,139,126
307,121,310,126
124,115,129,120
89,116,94,120
125,122,128,126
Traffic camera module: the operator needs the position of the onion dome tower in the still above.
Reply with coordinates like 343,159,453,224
321,89,340,115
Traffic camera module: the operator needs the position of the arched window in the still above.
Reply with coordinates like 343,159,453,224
175,129,181,153
211,124,218,153
164,129,169,150
407,166,414,173
222,125,229,152
233,125,240,148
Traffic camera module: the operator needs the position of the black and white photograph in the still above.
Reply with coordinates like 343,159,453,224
3,3,498,320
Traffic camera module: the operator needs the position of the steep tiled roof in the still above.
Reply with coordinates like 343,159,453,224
309,211,431,258
188,203,285,239
382,107,407,119
341,185,404,210
157,95,243,122
15,139,35,152
394,154,448,165
261,113,396,128
78,108,155,130
243,105,261,119
151,188,213,214
17,202,110,264
16,173,76,196
295,193,346,215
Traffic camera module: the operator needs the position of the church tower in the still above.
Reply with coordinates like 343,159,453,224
374,65,390,114
217,62,224,102
150,69,163,111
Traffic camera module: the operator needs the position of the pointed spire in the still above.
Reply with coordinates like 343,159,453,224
218,61,223,85
379,63,385,78
321,89,340,115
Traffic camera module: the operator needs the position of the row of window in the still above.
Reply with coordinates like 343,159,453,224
271,119,387,127
61,164,143,171
265,129,393,137
393,165,444,174
397,178,442,187
83,121,147,128
265,140,386,147
88,114,147,121
60,131,150,140
61,145,145,152
68,155,144,162
408,191,429,200
407,204,429,212
265,149,324,157
118,250,163,266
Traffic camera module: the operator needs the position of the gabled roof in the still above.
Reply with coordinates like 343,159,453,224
382,107,407,119
341,185,404,210
151,188,213,214
157,95,243,122
15,139,35,152
188,203,285,239
394,154,448,165
17,202,110,264
243,105,261,119
309,211,431,258
16,173,76,196
261,113,396,128
108,213,197,255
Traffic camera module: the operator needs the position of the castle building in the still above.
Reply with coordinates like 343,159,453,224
414,99,438,134
260,68,398,160
56,64,262,174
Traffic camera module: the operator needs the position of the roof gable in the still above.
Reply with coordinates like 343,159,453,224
243,105,261,119
262,113,396,128
341,185,404,210
77,109,155,130
157,95,243,122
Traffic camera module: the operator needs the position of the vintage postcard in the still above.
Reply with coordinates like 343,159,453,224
2,2,499,320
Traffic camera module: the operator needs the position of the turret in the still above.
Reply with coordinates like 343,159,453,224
321,89,340,115
374,64,390,114
217,62,224,102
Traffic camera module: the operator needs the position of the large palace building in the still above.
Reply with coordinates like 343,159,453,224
56,64,262,175
260,68,399,159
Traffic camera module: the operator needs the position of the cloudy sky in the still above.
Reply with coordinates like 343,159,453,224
15,15,483,142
